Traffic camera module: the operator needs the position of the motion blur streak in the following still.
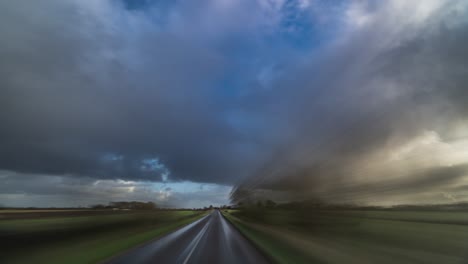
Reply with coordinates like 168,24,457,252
231,0,468,206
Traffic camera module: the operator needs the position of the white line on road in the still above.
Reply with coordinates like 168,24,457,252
182,213,212,264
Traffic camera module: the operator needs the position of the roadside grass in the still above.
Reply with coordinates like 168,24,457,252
0,209,92,214
223,209,468,264
223,212,322,264
1,210,207,264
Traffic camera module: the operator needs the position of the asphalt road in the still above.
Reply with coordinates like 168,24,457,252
107,210,271,264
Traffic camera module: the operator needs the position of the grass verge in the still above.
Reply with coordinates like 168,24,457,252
1,210,208,264
223,212,323,264
223,209,468,264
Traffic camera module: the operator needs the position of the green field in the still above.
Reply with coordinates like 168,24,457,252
0,209,207,264
223,209,468,264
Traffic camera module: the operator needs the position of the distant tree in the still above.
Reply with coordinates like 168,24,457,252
91,204,106,209
110,201,157,210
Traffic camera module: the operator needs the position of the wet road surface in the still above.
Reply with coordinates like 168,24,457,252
106,210,270,264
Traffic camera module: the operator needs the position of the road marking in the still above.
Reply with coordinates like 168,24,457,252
182,213,212,264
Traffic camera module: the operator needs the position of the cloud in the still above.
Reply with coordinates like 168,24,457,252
232,0,468,205
2,0,468,207
0,170,231,208
0,0,262,184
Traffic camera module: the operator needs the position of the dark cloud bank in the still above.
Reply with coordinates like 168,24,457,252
1,0,468,207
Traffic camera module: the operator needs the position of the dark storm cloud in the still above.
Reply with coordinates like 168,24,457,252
0,0,265,184
232,1,468,204
2,0,468,206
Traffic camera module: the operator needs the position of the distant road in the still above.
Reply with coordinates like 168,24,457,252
107,210,270,264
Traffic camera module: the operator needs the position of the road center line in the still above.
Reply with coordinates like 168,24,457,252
182,213,212,264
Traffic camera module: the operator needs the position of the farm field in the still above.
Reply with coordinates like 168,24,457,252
223,209,468,264
0,209,207,264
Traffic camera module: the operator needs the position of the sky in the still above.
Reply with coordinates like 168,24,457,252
1,0,468,208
